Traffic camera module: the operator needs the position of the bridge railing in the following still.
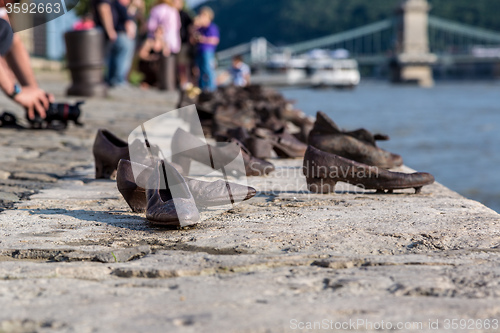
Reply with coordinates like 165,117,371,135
428,16,500,55
286,19,394,55
216,15,500,65
216,39,278,61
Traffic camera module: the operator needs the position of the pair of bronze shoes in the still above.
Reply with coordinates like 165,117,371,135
304,112,433,193
308,111,403,169
93,129,257,227
117,159,256,227
303,145,434,194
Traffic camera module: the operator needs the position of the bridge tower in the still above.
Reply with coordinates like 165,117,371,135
391,0,437,87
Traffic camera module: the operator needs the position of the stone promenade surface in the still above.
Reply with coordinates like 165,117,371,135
1,72,500,333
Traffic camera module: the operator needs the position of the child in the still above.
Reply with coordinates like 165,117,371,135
229,55,250,87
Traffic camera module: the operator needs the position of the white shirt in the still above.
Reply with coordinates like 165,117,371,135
229,62,250,87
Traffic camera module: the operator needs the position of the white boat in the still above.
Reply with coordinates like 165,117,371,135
308,58,361,88
263,49,361,88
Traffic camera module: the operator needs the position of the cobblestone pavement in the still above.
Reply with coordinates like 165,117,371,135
1,72,500,333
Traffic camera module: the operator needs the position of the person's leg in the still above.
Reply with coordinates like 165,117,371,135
196,51,206,90
106,41,118,86
178,63,187,87
119,33,135,84
109,32,134,86
205,50,216,91
177,44,189,88
197,51,214,91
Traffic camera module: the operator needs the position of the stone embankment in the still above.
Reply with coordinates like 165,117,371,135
0,72,499,332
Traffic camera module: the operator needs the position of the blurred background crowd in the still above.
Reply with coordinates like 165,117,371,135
73,0,247,92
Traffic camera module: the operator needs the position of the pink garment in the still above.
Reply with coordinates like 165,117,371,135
147,4,181,54
73,20,95,31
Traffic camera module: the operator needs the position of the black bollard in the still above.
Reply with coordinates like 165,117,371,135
64,29,107,97
158,54,176,91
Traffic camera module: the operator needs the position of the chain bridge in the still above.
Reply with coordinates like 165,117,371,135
217,0,500,85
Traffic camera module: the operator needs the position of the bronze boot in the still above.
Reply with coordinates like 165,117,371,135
303,146,434,194
308,111,402,169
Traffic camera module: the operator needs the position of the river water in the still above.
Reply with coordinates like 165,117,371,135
280,81,500,213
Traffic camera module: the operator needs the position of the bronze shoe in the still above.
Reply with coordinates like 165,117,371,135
303,146,434,194
212,103,259,137
116,159,152,213
280,108,314,143
171,128,274,177
308,111,403,169
93,129,165,179
236,139,276,176
146,160,200,227
344,129,389,147
117,159,257,213
93,129,130,179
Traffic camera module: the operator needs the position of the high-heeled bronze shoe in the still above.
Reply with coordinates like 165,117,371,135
93,129,168,180
117,159,257,213
146,160,200,227
171,128,274,177
246,127,307,159
303,146,434,194
93,129,130,179
308,112,402,169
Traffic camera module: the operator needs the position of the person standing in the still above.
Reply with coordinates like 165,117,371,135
147,0,181,91
92,0,136,87
193,6,219,92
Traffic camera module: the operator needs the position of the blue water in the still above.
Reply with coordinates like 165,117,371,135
280,81,500,212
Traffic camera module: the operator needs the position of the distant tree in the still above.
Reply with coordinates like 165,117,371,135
198,0,500,50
